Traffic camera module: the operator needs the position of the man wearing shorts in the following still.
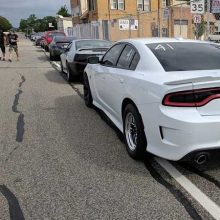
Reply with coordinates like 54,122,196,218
0,28,6,61
8,31,19,62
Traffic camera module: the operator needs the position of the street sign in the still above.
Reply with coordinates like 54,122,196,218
191,0,205,14
212,0,220,13
193,14,202,23
119,20,138,31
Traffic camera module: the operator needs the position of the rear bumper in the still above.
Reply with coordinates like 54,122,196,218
71,62,87,76
138,103,220,161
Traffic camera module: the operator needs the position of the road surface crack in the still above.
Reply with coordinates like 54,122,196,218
12,74,26,143
0,185,25,220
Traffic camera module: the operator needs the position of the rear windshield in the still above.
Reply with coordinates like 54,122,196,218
54,36,75,42
147,42,220,71
48,32,65,37
76,40,112,50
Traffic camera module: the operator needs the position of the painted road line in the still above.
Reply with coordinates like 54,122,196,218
155,157,220,220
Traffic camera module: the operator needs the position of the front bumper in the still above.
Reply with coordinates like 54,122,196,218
138,103,220,161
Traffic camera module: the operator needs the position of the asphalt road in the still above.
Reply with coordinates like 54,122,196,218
0,36,220,220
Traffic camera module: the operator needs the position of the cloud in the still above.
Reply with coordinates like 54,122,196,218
0,0,71,27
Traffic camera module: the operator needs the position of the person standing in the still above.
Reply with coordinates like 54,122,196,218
8,30,19,62
0,28,6,61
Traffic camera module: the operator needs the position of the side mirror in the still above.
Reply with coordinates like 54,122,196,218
88,56,100,64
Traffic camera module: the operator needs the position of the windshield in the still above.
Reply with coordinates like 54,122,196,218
76,40,112,50
147,42,220,71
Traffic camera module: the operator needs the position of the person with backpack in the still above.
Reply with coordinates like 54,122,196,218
8,30,19,62
0,27,6,61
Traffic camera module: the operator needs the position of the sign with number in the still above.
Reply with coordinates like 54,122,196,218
212,0,220,13
191,0,205,14
193,14,202,23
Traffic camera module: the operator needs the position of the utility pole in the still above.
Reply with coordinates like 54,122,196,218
207,0,210,39
158,0,160,37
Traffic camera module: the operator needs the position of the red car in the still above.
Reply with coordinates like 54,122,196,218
42,31,66,52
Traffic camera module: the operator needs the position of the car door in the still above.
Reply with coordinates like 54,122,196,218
61,42,73,71
66,41,77,72
92,43,125,114
101,44,139,122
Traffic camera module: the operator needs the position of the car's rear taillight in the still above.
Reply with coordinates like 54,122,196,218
47,37,53,43
163,87,220,107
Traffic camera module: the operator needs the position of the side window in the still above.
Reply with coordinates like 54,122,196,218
102,44,125,67
117,45,136,69
129,53,140,70
66,42,72,51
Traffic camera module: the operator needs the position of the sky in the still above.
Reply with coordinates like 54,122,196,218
0,0,71,27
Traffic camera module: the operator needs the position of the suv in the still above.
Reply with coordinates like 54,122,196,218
42,31,66,52
208,32,220,42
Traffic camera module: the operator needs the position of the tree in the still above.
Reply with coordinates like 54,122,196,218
19,19,28,32
194,20,206,39
57,5,71,17
19,15,57,33
0,16,12,31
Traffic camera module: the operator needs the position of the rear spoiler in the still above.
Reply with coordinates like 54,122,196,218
165,76,220,85
77,47,109,52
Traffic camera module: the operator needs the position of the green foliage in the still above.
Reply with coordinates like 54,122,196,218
57,5,71,17
0,16,12,31
19,14,57,33
194,20,206,39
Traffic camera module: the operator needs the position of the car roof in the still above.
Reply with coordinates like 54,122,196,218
118,37,208,45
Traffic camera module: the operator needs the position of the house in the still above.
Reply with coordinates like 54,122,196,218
56,15,73,34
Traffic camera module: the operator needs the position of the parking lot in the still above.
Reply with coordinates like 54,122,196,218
1,36,220,219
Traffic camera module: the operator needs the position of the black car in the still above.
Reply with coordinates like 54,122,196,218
60,39,112,82
49,36,76,61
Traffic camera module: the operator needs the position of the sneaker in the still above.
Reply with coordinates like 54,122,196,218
8,59,12,62
2,58,5,61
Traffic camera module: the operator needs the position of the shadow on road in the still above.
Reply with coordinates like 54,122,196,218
54,95,147,177
45,70,67,84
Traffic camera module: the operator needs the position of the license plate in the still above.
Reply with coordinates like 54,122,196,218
63,44,69,49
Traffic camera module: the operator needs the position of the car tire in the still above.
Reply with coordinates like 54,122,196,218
83,73,93,108
123,104,147,160
66,63,74,82
50,52,54,61
60,60,64,73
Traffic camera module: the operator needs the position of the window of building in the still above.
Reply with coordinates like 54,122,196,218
88,0,97,11
111,0,117,9
137,0,150,11
110,0,125,10
118,0,125,10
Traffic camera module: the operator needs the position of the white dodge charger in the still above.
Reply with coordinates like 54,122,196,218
83,38,220,164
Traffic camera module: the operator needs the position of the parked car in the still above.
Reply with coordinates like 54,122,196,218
208,32,220,42
83,38,220,164
49,36,76,61
60,39,112,81
42,31,66,52
35,36,44,46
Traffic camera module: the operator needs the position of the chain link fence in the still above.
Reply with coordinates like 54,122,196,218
65,0,220,42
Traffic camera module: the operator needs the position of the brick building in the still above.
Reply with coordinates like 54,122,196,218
69,0,202,41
